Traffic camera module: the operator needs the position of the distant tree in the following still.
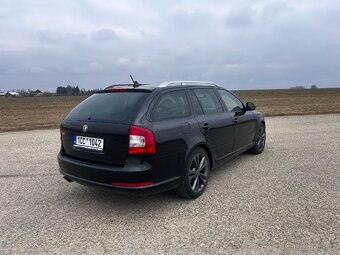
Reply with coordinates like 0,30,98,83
73,86,80,96
311,85,318,89
17,89,30,97
56,86,68,95
66,85,72,96
290,86,306,89
56,85,97,96
57,85,83,96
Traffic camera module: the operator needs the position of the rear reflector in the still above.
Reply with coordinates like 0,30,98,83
111,181,154,187
129,125,156,154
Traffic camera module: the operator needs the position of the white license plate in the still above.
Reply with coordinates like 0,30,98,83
73,136,104,151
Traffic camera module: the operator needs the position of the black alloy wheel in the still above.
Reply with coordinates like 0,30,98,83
249,123,266,154
176,148,210,198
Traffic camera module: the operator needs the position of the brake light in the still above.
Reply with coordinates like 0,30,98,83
129,125,156,154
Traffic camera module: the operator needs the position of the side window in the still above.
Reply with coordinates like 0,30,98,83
192,89,223,115
151,90,190,121
217,89,244,112
188,90,204,115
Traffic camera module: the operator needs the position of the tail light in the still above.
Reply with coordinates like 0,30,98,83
129,125,156,154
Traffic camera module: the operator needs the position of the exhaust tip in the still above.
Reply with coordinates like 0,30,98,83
63,176,73,183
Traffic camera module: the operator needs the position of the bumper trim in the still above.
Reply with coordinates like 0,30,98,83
60,170,180,191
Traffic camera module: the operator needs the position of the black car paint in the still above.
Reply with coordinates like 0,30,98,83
58,85,265,194
61,121,130,165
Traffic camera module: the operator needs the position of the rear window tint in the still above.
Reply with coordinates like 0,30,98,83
65,92,149,123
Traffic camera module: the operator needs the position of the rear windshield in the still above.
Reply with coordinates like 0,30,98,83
65,92,149,123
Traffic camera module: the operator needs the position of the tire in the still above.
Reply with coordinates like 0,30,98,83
248,123,266,154
175,148,210,199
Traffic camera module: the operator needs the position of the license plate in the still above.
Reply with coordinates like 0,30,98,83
73,136,104,151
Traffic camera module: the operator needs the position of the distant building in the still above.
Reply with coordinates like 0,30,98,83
8,91,19,96
0,92,6,96
34,92,44,96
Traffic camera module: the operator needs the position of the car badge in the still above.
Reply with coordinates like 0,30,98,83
83,124,88,133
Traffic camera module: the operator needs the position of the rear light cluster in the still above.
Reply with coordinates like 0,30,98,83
128,125,156,155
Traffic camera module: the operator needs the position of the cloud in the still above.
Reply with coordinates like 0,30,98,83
0,0,340,91
91,29,118,42
225,7,255,28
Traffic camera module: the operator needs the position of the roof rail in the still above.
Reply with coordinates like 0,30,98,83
159,81,220,87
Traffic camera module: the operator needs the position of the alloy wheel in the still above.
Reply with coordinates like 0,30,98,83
188,153,208,193
257,126,266,150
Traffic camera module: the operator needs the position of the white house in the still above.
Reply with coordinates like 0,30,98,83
0,92,6,96
8,91,19,96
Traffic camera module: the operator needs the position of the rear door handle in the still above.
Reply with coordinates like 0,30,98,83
202,123,210,130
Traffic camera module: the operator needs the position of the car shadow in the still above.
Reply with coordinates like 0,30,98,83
57,152,259,219
209,152,255,177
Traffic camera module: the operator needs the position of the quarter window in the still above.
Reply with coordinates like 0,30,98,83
151,90,190,121
217,89,244,112
192,89,223,115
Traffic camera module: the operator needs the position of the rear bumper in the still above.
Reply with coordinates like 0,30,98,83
58,153,180,194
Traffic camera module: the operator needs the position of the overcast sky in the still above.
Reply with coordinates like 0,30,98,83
1,0,340,91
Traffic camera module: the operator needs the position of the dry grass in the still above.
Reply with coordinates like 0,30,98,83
0,88,339,132
233,88,340,117
0,96,86,132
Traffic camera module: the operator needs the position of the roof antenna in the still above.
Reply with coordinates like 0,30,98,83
130,75,140,88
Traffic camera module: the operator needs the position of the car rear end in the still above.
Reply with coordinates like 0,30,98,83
58,87,180,193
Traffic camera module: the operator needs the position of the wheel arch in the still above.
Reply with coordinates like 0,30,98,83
187,143,214,170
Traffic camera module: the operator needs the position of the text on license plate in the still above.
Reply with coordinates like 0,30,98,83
73,136,104,151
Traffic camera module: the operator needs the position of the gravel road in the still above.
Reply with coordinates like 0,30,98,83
0,114,339,254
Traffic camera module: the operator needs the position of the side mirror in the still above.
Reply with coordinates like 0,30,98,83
245,102,256,111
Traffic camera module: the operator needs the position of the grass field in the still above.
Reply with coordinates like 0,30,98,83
0,96,87,132
0,88,339,132
234,88,340,116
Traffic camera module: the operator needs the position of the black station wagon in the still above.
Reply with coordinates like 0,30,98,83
58,81,266,198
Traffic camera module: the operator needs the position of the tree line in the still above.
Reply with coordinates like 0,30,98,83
290,85,318,89
56,85,97,96
0,86,98,97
